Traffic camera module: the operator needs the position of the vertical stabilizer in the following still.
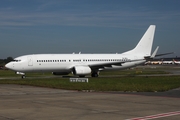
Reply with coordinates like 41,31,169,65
123,25,156,56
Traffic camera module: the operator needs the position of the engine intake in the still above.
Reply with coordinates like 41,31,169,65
73,66,91,75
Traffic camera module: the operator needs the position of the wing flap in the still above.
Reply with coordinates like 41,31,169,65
89,61,124,69
89,59,144,70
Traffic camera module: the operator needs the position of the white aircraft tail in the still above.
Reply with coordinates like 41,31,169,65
123,25,156,57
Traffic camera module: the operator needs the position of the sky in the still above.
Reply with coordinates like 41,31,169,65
0,0,180,58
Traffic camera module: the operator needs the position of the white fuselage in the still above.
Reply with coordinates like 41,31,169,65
6,54,145,73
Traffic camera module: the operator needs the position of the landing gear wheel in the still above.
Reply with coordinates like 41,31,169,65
91,72,99,77
21,75,26,79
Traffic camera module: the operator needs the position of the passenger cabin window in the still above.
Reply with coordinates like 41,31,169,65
37,59,67,63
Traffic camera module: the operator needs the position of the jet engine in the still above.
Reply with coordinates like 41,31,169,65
73,66,91,76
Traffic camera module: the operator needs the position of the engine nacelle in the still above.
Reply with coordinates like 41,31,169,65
73,66,91,75
52,72,70,75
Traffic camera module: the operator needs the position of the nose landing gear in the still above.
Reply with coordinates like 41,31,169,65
21,75,26,79
16,72,26,79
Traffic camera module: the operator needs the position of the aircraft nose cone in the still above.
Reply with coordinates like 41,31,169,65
5,63,11,69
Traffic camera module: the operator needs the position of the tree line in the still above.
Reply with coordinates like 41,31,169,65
0,57,13,66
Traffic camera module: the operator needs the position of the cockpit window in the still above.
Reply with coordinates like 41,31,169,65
13,60,21,62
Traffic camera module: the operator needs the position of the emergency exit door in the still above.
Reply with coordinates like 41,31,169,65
27,56,33,66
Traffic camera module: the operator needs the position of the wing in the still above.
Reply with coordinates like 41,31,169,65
89,61,124,70
89,59,144,70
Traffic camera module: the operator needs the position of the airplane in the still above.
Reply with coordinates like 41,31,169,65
6,25,158,78
162,60,173,64
172,59,180,65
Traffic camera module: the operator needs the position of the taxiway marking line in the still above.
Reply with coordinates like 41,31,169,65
127,111,180,120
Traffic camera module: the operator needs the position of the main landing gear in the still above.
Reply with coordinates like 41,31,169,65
91,72,99,77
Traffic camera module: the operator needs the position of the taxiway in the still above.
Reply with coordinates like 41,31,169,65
0,84,180,120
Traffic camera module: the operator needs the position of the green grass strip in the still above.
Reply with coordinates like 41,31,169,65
0,76,180,92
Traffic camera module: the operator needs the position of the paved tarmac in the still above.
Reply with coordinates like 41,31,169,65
0,84,180,120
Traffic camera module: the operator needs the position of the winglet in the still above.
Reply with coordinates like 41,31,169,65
145,46,174,60
144,46,159,60
150,46,159,58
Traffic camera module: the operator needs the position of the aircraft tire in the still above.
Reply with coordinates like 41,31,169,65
21,75,26,79
91,72,98,77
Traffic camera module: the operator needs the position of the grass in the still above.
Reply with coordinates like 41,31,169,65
0,76,180,92
0,66,180,92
